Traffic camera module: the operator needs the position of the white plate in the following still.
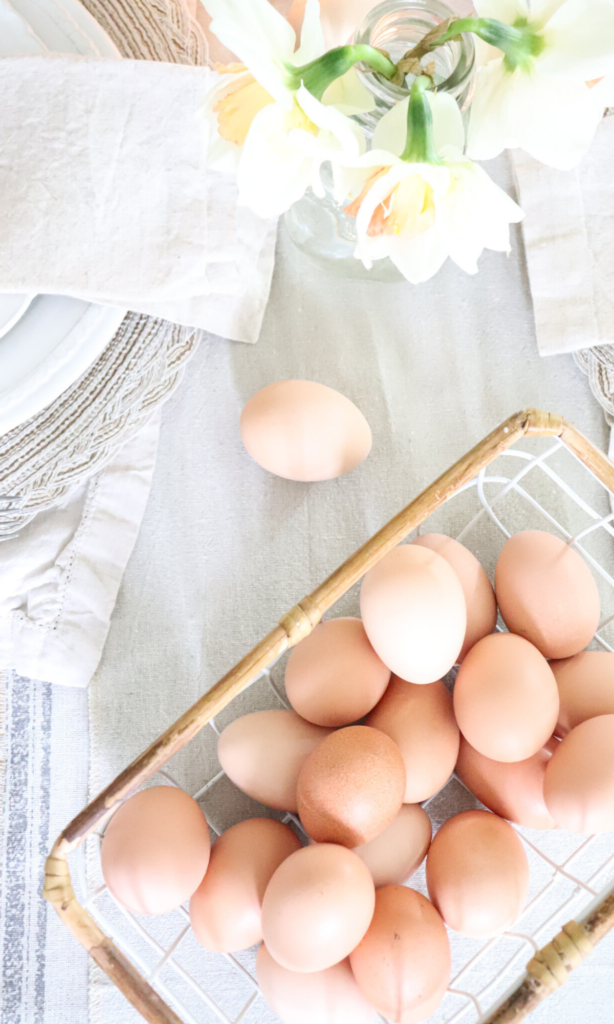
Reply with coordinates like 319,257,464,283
0,0,126,436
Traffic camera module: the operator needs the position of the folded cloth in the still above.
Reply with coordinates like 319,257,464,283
0,55,277,344
513,114,614,357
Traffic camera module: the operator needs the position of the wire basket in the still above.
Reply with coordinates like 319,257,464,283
44,409,614,1024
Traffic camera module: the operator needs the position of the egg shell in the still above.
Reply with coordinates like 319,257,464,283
240,380,371,482
217,710,332,812
453,633,560,762
360,545,467,684
366,677,459,802
456,735,558,830
353,803,432,887
551,651,614,737
426,810,530,939
189,819,301,952
261,843,375,973
413,533,497,660
285,616,391,727
101,787,210,916
544,714,614,833
297,725,406,846
495,530,600,659
256,945,374,1024
349,885,450,1024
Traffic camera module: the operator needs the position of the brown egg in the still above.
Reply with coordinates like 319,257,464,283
426,810,530,939
456,735,558,830
353,804,432,887
256,945,374,1024
495,531,600,659
101,787,210,916
261,844,375,972
367,677,459,802
360,545,467,684
551,651,614,737
189,819,301,952
240,380,371,482
285,616,391,727
544,715,614,833
297,725,406,846
217,710,332,812
349,886,450,1023
413,533,497,660
453,633,559,762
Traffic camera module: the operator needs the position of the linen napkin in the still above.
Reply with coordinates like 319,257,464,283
0,55,277,344
512,113,614,357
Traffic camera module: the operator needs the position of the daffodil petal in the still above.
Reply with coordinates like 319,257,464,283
388,230,449,283
529,0,567,23
538,0,614,79
509,69,604,167
296,84,361,156
201,0,296,62
292,0,325,65
429,92,466,153
473,0,528,22
466,60,520,160
322,68,375,115
237,103,312,217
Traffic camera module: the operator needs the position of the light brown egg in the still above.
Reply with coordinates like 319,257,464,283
413,533,497,660
240,380,371,482
285,616,391,727
366,677,459,802
101,787,210,916
217,710,332,812
353,804,432,887
456,735,558,830
297,725,406,846
495,531,600,659
261,844,375,972
426,810,530,939
544,715,614,833
360,545,467,684
189,819,301,952
551,651,614,737
349,885,450,1023
453,633,559,762
256,945,374,1024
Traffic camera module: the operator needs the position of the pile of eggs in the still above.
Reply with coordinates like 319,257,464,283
100,528,614,1024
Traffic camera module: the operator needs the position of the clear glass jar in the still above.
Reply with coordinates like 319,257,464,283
284,0,475,280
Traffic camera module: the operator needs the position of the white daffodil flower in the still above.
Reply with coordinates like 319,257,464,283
199,0,382,216
462,0,614,168
342,81,524,283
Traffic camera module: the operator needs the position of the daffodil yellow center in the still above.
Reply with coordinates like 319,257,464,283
284,99,319,136
346,172,435,237
214,69,274,147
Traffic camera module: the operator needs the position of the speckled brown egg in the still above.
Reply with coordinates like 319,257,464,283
366,677,459,802
495,531,600,659
426,810,530,939
297,725,406,847
551,651,614,737
544,714,614,833
413,533,497,660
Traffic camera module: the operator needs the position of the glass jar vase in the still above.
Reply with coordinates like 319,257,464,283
284,0,475,281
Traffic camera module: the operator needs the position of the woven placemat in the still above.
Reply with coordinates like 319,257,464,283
0,0,208,537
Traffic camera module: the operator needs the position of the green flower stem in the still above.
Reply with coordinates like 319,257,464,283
401,75,441,164
436,16,544,71
286,44,397,100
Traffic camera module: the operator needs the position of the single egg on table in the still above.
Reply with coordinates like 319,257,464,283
455,735,558,830
285,616,391,727
349,885,450,1024
412,533,497,660
240,380,372,482
101,786,211,915
366,676,459,802
544,714,614,833
550,651,614,737
189,818,301,952
426,809,530,939
353,803,432,887
256,945,374,1024
495,530,600,659
217,709,332,812
453,632,559,762
261,844,375,973
360,544,467,684
297,725,406,847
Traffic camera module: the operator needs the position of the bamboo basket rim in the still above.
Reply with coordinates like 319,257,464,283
43,407,614,1024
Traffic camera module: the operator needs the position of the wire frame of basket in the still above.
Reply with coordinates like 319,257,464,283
43,408,614,1024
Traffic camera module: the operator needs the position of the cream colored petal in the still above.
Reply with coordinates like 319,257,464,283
322,68,375,115
237,103,312,216
538,0,614,80
292,0,325,64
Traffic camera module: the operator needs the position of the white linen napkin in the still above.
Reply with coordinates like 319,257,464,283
512,114,614,357
0,55,277,344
